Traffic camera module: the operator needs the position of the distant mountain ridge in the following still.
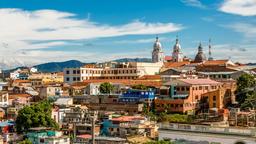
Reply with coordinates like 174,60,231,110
114,58,152,63
4,58,152,73
34,60,85,72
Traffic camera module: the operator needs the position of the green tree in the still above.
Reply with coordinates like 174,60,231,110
132,84,148,90
236,74,256,105
241,92,256,109
16,101,59,133
19,139,32,144
99,82,114,94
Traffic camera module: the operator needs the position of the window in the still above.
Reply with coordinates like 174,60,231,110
73,70,76,74
66,70,70,74
66,77,70,81
73,77,76,81
77,70,80,74
213,102,216,108
77,77,81,81
213,95,216,101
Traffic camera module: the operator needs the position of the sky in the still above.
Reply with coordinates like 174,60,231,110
0,0,256,68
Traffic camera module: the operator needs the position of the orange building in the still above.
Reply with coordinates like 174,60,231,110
155,79,222,114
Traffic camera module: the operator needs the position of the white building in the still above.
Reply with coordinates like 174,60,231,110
10,69,21,80
30,67,38,73
64,62,163,84
0,91,8,107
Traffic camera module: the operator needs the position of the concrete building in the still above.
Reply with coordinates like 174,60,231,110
0,91,8,107
27,128,70,144
102,115,158,138
63,62,163,84
39,85,63,99
155,79,222,113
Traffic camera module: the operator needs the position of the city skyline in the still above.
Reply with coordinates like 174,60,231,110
0,0,256,68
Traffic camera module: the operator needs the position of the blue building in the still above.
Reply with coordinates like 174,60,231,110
119,89,155,103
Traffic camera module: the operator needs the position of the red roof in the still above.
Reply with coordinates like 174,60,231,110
137,75,161,80
202,60,235,66
164,61,190,68
164,56,172,61
112,116,145,122
82,79,162,88
180,79,221,85
9,93,32,99
77,134,92,139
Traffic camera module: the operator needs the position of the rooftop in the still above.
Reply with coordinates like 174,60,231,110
180,79,221,85
111,115,145,122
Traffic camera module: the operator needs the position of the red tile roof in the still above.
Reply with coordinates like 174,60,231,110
137,75,161,80
164,56,172,61
202,60,234,66
163,61,190,68
9,93,32,99
82,79,162,88
180,79,221,85
77,134,92,139
13,79,31,83
112,116,145,122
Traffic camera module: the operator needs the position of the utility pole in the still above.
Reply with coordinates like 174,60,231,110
91,111,98,144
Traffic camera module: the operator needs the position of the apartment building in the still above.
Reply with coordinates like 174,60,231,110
63,62,163,84
155,78,222,114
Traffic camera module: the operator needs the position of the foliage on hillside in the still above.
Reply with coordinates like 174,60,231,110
236,74,256,109
16,101,59,133
99,82,114,94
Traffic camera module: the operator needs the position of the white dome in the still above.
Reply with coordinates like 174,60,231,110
153,37,162,50
173,38,181,52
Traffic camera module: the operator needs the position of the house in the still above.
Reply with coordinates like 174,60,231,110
8,93,32,106
39,84,63,99
102,115,158,138
0,91,8,107
155,79,222,114
54,97,73,106
26,128,70,144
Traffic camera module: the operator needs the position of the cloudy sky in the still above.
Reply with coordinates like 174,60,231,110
0,0,256,68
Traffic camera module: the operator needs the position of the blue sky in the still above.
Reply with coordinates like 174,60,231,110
0,0,256,68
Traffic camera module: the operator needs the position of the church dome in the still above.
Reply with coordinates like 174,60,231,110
194,43,206,63
173,38,181,53
153,36,162,50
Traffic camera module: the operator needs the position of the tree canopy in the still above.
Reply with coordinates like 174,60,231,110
236,74,256,106
99,82,114,94
16,101,59,133
132,84,148,90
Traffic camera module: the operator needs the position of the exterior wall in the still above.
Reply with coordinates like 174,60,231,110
39,86,62,98
156,82,221,113
29,73,63,84
0,92,8,107
202,89,224,109
64,62,163,84
87,103,144,114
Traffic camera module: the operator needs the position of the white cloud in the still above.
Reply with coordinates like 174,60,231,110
219,0,256,16
225,22,256,38
113,37,169,44
183,43,256,63
0,8,183,49
0,8,184,68
180,0,206,9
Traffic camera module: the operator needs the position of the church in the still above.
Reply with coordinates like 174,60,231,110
151,36,213,63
